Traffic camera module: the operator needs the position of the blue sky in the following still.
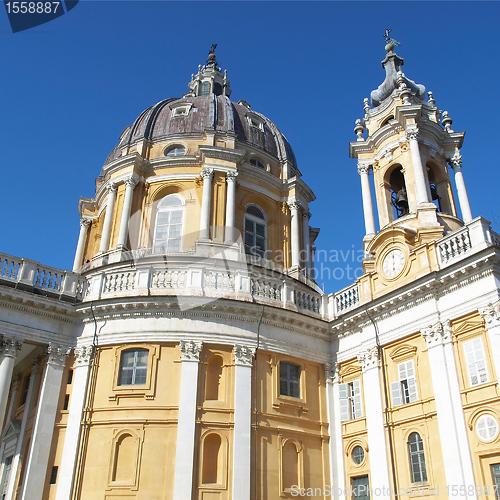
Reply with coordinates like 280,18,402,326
1,1,499,294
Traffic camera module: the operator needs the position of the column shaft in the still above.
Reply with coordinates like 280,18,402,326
98,184,117,253
454,167,473,223
173,341,202,500
289,202,301,267
72,220,90,272
55,347,93,500
407,129,431,206
358,165,376,237
358,348,391,500
423,324,476,500
199,169,213,240
21,346,69,500
232,346,255,500
116,178,137,248
225,172,238,243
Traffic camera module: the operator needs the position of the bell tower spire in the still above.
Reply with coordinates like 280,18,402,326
350,32,471,261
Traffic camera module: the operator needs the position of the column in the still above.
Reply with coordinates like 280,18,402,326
21,345,70,500
225,171,238,243
448,150,473,223
421,323,476,499
199,168,214,240
325,363,345,500
173,340,203,500
5,359,40,500
406,127,431,206
0,336,23,427
357,347,391,500
302,210,311,274
55,346,93,500
98,183,117,253
72,219,91,272
116,176,138,248
288,201,301,268
357,164,376,238
479,301,500,386
232,346,256,500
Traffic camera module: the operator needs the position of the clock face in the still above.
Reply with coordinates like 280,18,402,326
382,249,405,277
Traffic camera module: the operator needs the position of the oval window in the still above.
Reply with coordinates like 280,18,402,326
352,445,365,465
476,415,499,442
165,145,186,157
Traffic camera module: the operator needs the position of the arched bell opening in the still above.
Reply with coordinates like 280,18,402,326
426,162,455,216
387,165,409,220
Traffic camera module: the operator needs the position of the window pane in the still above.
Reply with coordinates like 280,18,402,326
157,212,170,224
119,349,149,386
256,223,265,237
352,476,370,500
170,210,183,223
169,225,181,237
244,219,254,232
246,206,265,219
280,362,300,398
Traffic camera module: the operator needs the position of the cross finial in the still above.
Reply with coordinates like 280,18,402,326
383,29,401,51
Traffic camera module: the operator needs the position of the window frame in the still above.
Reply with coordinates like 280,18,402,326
244,204,267,258
407,432,428,484
351,475,370,500
118,348,149,387
391,359,418,407
164,144,186,158
273,357,307,411
110,345,159,401
153,194,185,255
339,378,363,421
463,337,489,387
279,361,301,399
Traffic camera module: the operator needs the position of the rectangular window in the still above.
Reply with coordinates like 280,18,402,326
339,379,362,421
491,463,500,500
67,369,73,385
352,476,370,500
464,338,488,386
1,456,13,500
63,394,70,411
118,349,149,386
391,359,418,407
49,466,58,485
279,362,300,398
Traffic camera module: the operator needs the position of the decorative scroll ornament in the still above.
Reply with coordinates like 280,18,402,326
479,300,500,328
80,218,92,228
46,344,71,367
324,362,339,385
405,127,420,142
180,340,203,361
421,321,452,348
75,345,94,366
357,346,379,371
234,345,256,366
0,336,23,358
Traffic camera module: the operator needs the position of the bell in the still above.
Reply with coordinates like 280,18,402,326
395,187,409,211
430,184,439,201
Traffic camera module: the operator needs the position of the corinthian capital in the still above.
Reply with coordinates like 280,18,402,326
405,127,420,141
0,336,23,358
357,163,371,176
287,200,301,212
234,345,256,366
447,149,463,170
75,345,94,366
421,321,452,348
107,182,118,194
80,218,92,228
200,167,214,180
324,362,339,385
226,171,238,182
46,344,71,367
479,300,500,329
357,346,379,372
124,176,139,188
180,340,203,361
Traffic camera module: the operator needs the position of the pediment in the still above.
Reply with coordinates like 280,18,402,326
1,419,21,441
454,317,484,336
389,344,417,362
340,364,362,379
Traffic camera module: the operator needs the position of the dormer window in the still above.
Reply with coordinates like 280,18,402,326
250,158,265,169
200,82,210,96
247,113,265,132
165,145,186,157
173,107,189,117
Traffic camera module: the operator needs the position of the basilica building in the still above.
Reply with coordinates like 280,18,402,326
0,42,500,500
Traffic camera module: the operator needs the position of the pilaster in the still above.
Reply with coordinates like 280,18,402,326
479,300,500,383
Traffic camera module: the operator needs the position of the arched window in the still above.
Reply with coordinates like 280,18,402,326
250,158,265,169
408,432,427,483
213,82,223,96
200,81,210,96
118,348,149,386
164,145,185,157
282,441,299,489
244,205,266,257
202,433,222,484
206,355,224,401
389,166,409,219
153,194,185,254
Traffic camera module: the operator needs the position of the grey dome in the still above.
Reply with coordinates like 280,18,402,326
103,94,297,168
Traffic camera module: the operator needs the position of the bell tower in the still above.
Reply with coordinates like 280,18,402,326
350,33,474,292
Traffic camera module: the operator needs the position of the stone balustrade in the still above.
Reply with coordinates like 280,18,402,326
0,253,85,302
